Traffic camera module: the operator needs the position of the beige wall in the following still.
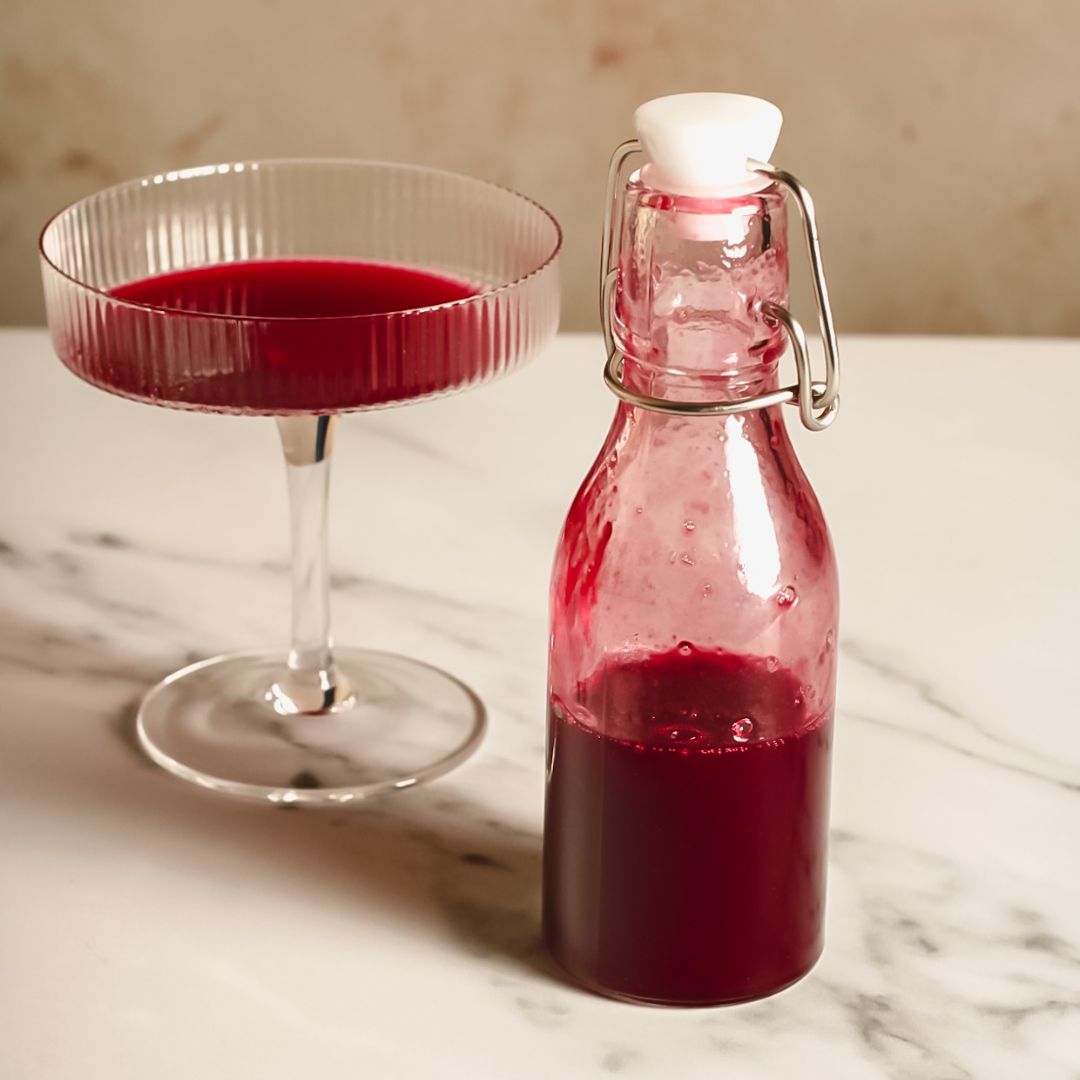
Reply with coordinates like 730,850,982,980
4,0,1079,335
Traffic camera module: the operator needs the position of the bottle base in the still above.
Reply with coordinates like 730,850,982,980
546,945,823,1008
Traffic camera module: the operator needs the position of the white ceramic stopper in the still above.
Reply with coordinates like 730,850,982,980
634,93,783,197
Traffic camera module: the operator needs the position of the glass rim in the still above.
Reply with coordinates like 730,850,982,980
38,156,563,324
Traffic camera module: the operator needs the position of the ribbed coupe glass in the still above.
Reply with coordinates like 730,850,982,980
39,159,561,805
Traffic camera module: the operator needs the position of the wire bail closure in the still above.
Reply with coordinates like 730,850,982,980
599,141,840,431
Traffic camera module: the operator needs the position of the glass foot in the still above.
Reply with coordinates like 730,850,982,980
136,648,486,805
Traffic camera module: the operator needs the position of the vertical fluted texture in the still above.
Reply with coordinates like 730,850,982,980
40,161,561,414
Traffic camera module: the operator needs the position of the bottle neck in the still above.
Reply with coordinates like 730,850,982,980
613,178,789,406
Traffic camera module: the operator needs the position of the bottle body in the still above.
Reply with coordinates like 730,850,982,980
543,178,838,1005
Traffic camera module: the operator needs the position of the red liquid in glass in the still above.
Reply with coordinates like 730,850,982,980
543,647,831,1005
111,259,475,319
102,259,478,411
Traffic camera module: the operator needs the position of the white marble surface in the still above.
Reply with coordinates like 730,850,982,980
1,329,1078,1079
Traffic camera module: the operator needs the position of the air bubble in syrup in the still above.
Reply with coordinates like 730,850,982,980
731,717,754,743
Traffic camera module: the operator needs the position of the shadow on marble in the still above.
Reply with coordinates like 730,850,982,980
91,729,553,979
0,506,574,986
110,690,566,981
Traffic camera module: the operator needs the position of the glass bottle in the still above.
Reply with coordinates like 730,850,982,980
543,94,841,1006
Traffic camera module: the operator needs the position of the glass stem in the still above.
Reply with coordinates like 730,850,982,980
273,414,351,714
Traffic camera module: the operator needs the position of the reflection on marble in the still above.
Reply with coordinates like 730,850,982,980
1,331,1078,1078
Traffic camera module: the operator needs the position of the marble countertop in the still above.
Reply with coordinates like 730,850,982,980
1,329,1078,1079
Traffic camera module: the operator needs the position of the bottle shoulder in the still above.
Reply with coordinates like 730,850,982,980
555,408,834,574
549,408,838,703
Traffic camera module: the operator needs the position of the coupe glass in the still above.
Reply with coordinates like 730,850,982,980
39,160,561,805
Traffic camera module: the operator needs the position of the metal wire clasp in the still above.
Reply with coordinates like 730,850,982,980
598,143,840,431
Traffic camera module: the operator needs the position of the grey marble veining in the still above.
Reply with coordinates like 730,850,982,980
1,330,1078,1079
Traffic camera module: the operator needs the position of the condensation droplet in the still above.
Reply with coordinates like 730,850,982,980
825,630,835,649
776,585,798,608
677,641,694,656
635,506,644,515
683,520,696,533
702,582,713,598
731,717,754,743
765,655,780,672
679,552,696,566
